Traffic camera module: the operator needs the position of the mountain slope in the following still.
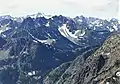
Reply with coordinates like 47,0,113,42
44,32,120,84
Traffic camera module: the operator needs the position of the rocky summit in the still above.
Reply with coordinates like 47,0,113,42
0,14,120,84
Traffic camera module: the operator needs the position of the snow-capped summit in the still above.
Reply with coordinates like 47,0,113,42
26,13,52,19
0,15,11,19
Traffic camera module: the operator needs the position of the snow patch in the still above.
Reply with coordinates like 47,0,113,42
116,71,120,77
2,34,6,38
28,32,56,45
104,53,110,55
112,77,116,80
58,24,85,39
0,26,11,34
23,51,29,55
28,71,36,76
58,24,85,45
46,22,50,27
109,28,114,32
106,82,110,84
113,25,118,31
33,40,38,43
37,38,56,45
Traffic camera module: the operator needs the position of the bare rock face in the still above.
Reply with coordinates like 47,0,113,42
44,32,120,84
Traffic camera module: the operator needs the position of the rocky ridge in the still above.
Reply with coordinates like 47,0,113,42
44,32,120,84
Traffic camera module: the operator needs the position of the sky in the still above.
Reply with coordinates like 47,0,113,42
0,0,119,19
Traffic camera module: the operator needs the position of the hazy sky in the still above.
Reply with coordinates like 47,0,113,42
0,0,119,19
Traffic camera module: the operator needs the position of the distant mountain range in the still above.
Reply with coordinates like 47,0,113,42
0,13,119,84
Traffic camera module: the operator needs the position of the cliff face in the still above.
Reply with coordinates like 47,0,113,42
44,32,120,84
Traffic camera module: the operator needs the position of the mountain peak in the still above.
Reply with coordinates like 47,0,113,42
26,12,53,19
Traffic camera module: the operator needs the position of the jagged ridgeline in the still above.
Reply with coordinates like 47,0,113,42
0,14,119,84
44,33,120,84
